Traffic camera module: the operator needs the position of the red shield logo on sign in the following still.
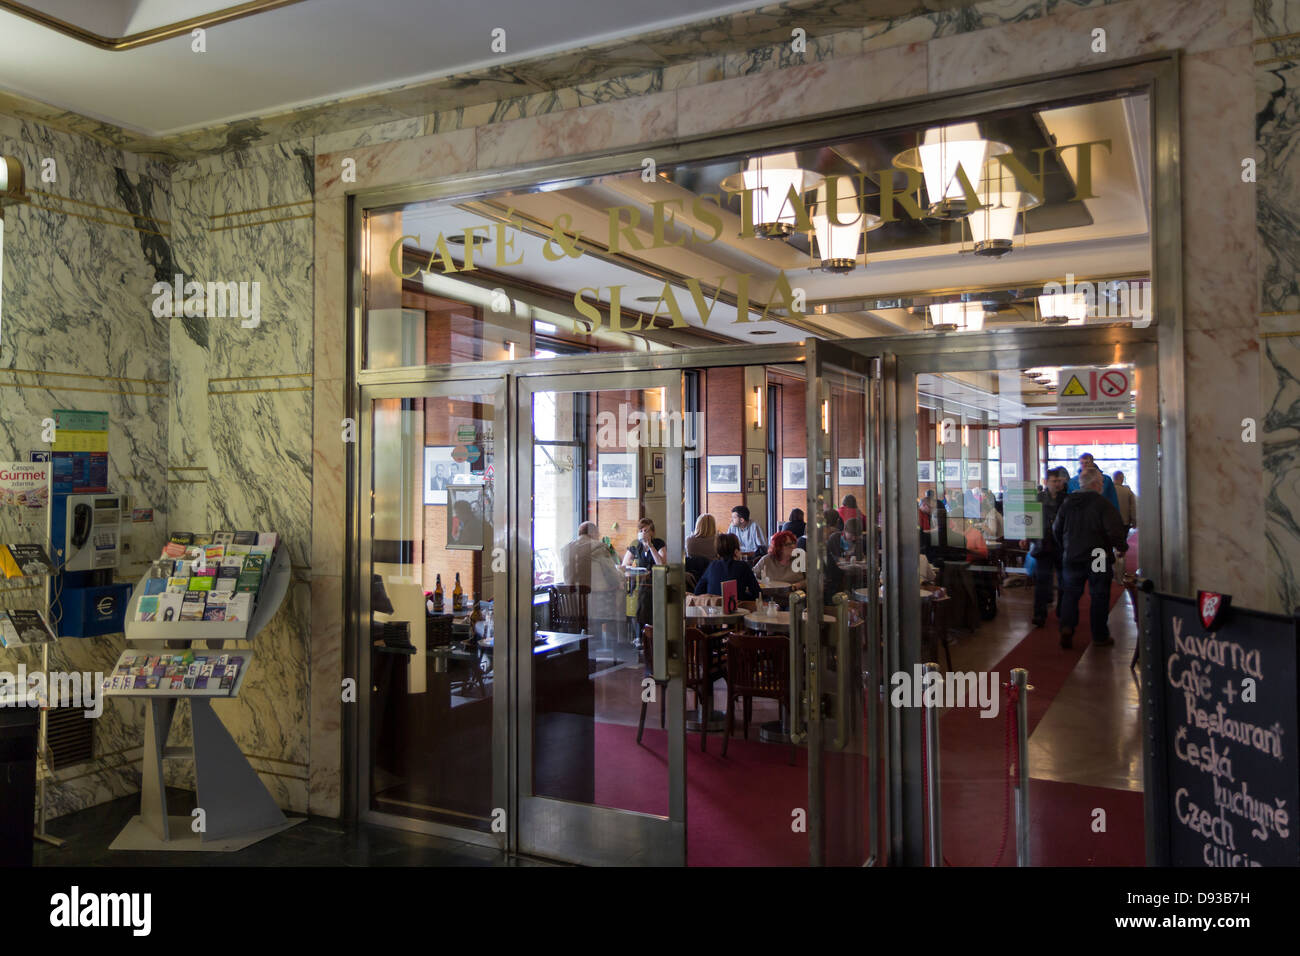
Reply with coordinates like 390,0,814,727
1197,590,1231,630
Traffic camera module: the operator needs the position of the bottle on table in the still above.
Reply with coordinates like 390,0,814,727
452,572,464,612
433,574,444,612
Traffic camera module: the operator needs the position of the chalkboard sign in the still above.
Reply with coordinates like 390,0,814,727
1141,587,1299,866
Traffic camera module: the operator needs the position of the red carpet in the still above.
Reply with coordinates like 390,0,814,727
594,722,810,866
938,575,1144,866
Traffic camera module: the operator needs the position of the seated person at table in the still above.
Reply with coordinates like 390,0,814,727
685,513,718,561
838,494,865,525
796,509,841,553
560,521,623,632
622,518,666,628
694,533,760,606
828,517,866,562
727,505,766,555
753,530,806,587
781,508,806,539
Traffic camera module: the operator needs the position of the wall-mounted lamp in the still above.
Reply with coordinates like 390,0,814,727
0,156,26,207
821,399,829,433
506,341,516,361
753,386,763,430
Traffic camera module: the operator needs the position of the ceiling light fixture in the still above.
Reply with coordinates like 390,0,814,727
810,176,881,273
893,123,1010,220
966,165,1040,257
721,152,823,240
927,302,986,332
0,156,25,206
1037,292,1089,325
446,233,490,247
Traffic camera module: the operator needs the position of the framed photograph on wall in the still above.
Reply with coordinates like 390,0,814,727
758,479,766,494
706,455,742,493
746,479,755,494
652,452,664,474
837,458,865,484
446,482,486,551
941,460,962,483
782,458,807,489
917,460,934,482
1001,461,1018,479
424,446,472,505
751,463,761,478
597,453,637,499
966,461,983,482
643,475,655,493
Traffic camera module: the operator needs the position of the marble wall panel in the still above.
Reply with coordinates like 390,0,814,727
1262,333,1300,613
1257,57,1300,314
474,91,677,170
308,572,343,817
928,0,1251,91
1185,327,1267,607
163,150,316,812
1183,46,1258,331
314,127,476,199
676,43,927,138
0,121,172,816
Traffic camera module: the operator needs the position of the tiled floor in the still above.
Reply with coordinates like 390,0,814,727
33,788,536,867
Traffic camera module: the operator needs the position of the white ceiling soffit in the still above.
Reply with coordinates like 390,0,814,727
0,0,767,135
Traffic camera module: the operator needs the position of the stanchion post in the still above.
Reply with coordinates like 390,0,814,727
1012,668,1029,867
923,661,942,866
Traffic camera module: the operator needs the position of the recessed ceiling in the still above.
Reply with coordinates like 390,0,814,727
0,0,768,135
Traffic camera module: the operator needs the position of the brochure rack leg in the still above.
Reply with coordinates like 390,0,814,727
190,698,287,840
111,696,300,852
140,698,176,842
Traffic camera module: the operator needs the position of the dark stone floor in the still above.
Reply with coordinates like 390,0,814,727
33,788,538,866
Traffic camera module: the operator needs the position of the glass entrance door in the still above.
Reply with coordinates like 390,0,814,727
357,377,507,845
896,340,1158,867
800,340,884,866
515,369,687,865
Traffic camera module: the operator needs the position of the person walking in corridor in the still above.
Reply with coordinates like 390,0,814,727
1052,469,1127,649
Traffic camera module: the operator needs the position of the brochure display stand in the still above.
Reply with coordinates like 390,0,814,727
0,461,63,849
107,545,300,851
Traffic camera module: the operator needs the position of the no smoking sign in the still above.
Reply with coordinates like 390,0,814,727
1057,366,1132,416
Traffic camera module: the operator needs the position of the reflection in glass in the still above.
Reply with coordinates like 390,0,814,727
368,392,497,830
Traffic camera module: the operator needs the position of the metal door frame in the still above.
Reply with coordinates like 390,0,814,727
802,339,884,866
514,367,688,866
353,375,511,850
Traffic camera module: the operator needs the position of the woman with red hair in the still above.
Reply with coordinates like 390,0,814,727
753,530,805,586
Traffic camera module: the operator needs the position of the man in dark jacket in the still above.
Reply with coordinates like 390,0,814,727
1028,467,1069,627
1052,468,1127,648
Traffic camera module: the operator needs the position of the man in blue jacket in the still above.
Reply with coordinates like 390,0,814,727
1067,452,1119,511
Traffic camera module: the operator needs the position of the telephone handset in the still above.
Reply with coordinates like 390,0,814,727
72,503,93,548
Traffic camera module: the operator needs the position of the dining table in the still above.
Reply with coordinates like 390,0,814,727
743,608,838,633
684,605,748,630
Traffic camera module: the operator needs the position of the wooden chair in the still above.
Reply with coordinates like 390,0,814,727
684,626,727,752
636,624,667,745
548,584,589,633
723,634,795,764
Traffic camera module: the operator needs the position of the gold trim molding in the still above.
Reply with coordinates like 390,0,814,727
0,0,309,51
